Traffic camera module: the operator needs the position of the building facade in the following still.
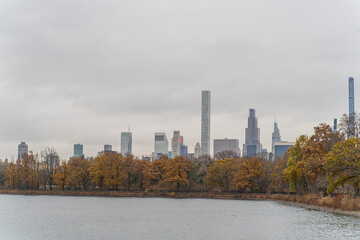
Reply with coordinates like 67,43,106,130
194,142,201,159
154,132,168,159
213,138,241,157
171,131,181,157
180,144,188,157
274,142,295,159
74,144,84,158
349,77,355,137
333,118,338,133
243,109,262,157
18,142,28,160
201,90,211,156
121,132,132,155
104,145,112,152
187,153,195,160
272,121,281,153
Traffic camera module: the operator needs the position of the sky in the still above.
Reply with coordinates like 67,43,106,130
0,0,360,160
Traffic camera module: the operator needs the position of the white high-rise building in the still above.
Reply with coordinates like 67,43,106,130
201,90,211,156
194,142,201,159
121,131,132,155
171,131,181,158
155,132,168,159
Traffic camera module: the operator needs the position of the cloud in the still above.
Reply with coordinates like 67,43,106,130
0,0,359,159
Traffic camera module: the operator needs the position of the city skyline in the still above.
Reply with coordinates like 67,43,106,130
0,1,359,160
2,82,358,160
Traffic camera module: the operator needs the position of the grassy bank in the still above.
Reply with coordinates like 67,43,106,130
1,189,359,216
269,194,360,213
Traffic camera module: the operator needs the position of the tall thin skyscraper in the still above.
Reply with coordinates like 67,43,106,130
272,121,281,153
333,118,338,133
349,77,355,137
201,90,211,156
243,109,262,157
171,131,181,157
121,131,132,155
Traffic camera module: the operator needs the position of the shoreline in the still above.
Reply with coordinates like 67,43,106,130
1,189,359,217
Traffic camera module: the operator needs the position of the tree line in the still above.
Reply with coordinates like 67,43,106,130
0,117,360,195
0,149,274,192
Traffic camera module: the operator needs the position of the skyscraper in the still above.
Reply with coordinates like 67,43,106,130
213,139,241,157
171,131,181,157
74,144,84,158
272,121,281,153
154,132,168,159
18,141,28,160
121,131,132,155
243,109,262,157
349,77,355,137
194,142,201,159
104,145,112,152
201,90,211,156
274,141,295,159
180,144,188,157
333,118,338,133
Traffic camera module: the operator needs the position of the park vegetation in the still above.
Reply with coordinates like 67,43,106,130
1,117,360,211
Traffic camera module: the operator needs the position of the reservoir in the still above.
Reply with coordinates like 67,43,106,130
0,195,359,240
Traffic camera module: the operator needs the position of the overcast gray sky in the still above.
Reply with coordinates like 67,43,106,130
0,0,359,160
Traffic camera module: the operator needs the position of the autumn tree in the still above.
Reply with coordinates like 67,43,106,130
89,152,125,190
122,154,137,190
42,148,60,190
163,156,194,191
206,158,238,192
0,160,6,187
67,157,91,190
232,158,264,192
5,163,19,189
54,160,69,190
338,112,360,138
284,135,308,193
283,124,343,194
326,138,360,195
190,155,215,190
152,155,169,185
301,123,343,193
214,150,240,161
19,152,39,189
104,152,124,190
271,152,290,192
89,155,106,189
135,159,154,190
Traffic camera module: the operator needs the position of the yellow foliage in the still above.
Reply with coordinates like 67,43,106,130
163,156,194,190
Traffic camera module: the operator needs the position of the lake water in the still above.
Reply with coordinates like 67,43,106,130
0,195,359,240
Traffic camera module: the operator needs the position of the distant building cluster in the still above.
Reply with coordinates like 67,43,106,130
15,76,356,162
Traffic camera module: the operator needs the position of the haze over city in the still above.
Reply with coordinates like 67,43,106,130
1,0,359,159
